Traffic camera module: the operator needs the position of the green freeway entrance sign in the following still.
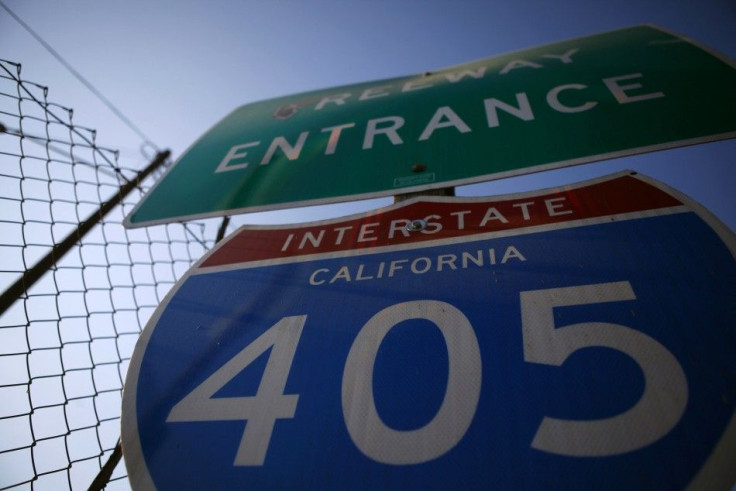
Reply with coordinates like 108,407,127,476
125,25,736,228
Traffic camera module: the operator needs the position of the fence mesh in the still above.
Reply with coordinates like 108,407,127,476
0,59,218,489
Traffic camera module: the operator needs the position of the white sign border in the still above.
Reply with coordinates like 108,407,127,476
123,23,736,229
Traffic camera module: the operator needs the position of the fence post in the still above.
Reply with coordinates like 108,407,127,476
88,439,123,491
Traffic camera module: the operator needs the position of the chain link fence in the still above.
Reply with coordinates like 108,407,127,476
0,58,219,489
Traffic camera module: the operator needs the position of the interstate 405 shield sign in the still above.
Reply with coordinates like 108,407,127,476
122,172,736,489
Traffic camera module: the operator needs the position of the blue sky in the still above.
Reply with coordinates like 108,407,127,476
2,0,735,229
2,2,735,488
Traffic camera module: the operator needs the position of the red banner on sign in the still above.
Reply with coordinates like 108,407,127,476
201,173,681,268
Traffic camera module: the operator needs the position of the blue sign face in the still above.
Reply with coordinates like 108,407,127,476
122,173,736,490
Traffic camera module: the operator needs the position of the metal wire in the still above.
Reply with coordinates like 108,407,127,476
0,59,218,490
0,2,159,152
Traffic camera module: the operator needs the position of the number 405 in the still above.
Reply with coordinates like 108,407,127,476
166,281,687,466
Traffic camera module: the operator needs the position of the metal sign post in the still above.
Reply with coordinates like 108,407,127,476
122,172,736,489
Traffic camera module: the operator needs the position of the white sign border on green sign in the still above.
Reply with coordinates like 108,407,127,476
124,24,736,228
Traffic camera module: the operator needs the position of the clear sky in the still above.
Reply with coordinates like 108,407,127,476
2,0,735,231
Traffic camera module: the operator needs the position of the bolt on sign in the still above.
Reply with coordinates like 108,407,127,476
124,24,736,228
122,171,736,489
